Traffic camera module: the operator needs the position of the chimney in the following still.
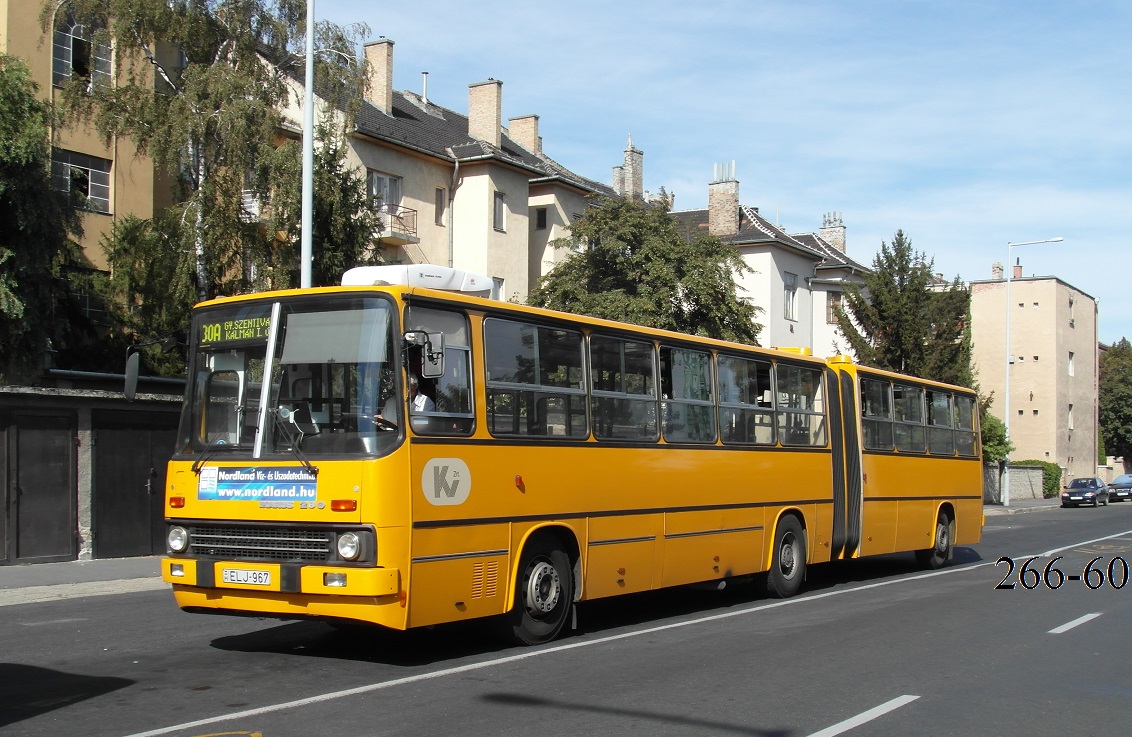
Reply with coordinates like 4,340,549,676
819,211,846,252
508,114,540,153
469,79,502,148
708,162,740,237
364,38,394,115
991,261,1004,280
612,165,625,196
1013,259,1023,279
622,135,643,200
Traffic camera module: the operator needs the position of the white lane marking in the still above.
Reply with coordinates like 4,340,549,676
0,579,167,607
805,695,921,737
1049,612,1102,634
1041,529,1132,557
119,527,1132,737
20,618,87,626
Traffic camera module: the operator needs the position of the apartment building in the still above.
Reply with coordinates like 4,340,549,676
301,38,614,303
672,166,868,353
1,0,172,273
970,262,1099,481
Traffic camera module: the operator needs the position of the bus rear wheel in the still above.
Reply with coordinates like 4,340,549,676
766,516,806,598
916,510,953,570
498,538,574,646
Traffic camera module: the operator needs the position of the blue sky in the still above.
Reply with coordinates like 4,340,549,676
319,0,1131,344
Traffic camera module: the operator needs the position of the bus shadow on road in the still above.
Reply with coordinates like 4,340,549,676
209,616,513,666
208,547,984,666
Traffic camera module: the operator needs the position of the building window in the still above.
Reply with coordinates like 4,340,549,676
1068,351,1075,377
435,187,446,226
535,207,548,230
1068,403,1074,430
493,191,506,231
784,272,798,321
827,291,843,324
367,170,402,213
53,16,112,90
52,149,111,213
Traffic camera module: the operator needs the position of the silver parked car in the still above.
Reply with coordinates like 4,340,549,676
1060,477,1110,508
1109,474,1132,502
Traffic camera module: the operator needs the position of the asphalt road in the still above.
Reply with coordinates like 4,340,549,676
2,505,1131,737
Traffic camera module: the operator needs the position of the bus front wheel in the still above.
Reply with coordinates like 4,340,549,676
766,516,806,598
915,511,953,570
498,538,574,645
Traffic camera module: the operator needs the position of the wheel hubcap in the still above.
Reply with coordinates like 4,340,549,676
524,560,561,616
936,523,949,554
780,533,798,579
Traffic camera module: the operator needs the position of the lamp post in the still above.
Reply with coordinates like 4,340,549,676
300,0,316,289
1003,237,1063,506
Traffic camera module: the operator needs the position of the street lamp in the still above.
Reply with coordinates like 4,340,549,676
1003,237,1063,506
300,0,316,288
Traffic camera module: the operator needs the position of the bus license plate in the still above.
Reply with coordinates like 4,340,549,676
222,568,272,586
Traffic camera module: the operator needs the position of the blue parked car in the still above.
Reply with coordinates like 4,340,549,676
1061,477,1110,508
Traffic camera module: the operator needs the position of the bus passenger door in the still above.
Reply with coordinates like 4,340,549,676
838,371,863,557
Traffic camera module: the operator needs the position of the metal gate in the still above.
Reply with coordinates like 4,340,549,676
92,411,179,558
3,412,78,564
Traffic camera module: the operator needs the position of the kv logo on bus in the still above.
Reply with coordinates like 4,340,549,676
423,458,471,506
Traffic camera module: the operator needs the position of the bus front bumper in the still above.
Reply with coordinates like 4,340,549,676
162,557,400,597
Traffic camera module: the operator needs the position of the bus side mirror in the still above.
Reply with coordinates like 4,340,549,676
125,351,140,402
404,331,445,378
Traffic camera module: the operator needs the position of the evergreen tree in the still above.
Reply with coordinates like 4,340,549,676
0,54,87,382
1099,338,1132,472
836,229,973,386
528,196,762,344
46,0,377,302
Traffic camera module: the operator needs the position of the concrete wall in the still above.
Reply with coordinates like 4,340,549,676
983,464,1045,503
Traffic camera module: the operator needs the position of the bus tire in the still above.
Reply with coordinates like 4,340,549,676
916,510,953,570
766,515,806,598
498,537,574,646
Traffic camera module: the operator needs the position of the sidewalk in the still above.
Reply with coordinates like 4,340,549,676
0,500,1062,605
982,497,1062,516
0,555,165,607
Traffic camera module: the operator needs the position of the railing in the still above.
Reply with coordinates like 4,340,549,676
375,204,418,243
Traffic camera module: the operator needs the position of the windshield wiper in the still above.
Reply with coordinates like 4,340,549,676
271,408,320,476
191,433,236,475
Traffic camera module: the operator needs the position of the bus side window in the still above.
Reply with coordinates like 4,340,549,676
777,364,826,446
405,307,474,435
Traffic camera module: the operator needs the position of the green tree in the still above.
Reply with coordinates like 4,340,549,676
528,196,762,344
980,411,1013,464
0,54,87,382
836,229,973,386
1099,337,1132,472
46,0,377,302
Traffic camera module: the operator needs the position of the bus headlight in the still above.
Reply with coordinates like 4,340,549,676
168,526,189,553
337,532,361,561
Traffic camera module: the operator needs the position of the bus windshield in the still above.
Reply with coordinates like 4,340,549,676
176,296,399,458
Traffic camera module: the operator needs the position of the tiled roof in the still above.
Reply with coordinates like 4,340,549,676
353,91,614,197
790,232,871,274
672,205,825,260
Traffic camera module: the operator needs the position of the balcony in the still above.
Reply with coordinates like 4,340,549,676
374,205,419,246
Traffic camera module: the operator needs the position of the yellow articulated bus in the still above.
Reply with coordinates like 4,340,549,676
156,265,982,645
